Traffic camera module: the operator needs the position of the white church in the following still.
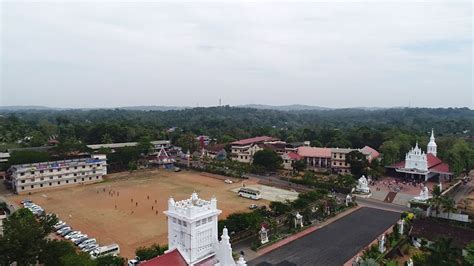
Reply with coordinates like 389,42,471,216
140,192,247,266
387,130,452,182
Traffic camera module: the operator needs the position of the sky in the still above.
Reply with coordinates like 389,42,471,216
1,0,472,108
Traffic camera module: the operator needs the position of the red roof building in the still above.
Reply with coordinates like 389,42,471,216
139,249,187,266
297,146,332,170
231,136,279,146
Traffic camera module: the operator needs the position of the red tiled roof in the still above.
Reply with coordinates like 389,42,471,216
231,136,278,145
426,153,442,168
430,162,450,173
361,146,380,160
287,152,302,160
297,147,331,158
139,249,187,266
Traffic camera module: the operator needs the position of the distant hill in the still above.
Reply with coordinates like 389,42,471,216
116,106,187,111
0,105,59,111
237,104,332,111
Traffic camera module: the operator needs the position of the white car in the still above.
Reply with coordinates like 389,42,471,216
65,231,82,240
82,243,99,253
78,238,96,249
224,179,233,184
56,227,71,234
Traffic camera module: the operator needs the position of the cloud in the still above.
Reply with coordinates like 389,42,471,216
1,1,472,108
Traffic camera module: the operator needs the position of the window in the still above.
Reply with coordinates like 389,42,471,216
82,178,84,181
50,176,53,180
82,166,85,169
93,171,96,174
31,171,35,175
20,173,25,176
40,170,44,174
97,164,100,167
49,169,53,172
57,181,61,185
40,177,44,181
21,180,25,183
89,177,92,180
178,220,182,225
66,180,69,184
31,185,34,189
202,218,207,225
49,183,52,186
196,220,201,226
74,167,77,170
74,173,77,177
21,186,24,190
74,179,77,182
183,221,187,227
339,162,342,166
96,176,99,179
66,167,70,170
208,217,212,222
58,175,62,178
172,218,177,223
40,184,43,187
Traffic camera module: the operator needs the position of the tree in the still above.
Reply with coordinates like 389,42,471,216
447,140,474,176
379,140,400,166
135,243,166,261
95,255,126,266
38,240,76,266
441,197,456,218
0,208,58,265
345,150,368,177
137,136,153,155
425,238,462,266
269,201,291,216
60,253,96,266
8,150,50,166
292,159,306,174
175,133,199,153
464,241,474,265
252,149,282,171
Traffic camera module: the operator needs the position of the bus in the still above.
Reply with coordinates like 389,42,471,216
90,244,120,259
237,187,262,200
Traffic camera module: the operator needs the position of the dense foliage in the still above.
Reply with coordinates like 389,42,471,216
1,107,473,174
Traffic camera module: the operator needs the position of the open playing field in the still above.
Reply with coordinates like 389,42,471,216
8,169,268,258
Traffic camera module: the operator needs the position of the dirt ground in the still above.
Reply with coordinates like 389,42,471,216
8,169,266,258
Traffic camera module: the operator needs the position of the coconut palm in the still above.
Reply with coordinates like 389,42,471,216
441,197,456,219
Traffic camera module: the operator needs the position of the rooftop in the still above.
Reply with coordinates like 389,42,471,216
139,249,187,266
297,146,332,158
231,136,279,146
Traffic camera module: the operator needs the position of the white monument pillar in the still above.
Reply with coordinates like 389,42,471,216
378,235,386,253
260,226,269,244
398,219,404,235
216,227,236,266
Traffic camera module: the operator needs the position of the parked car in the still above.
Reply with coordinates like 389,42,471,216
82,243,99,253
59,228,73,237
224,179,233,184
56,226,71,234
73,235,89,245
54,221,66,230
79,238,96,249
65,231,82,240
21,199,32,204
60,229,74,237
174,167,181,172
249,204,258,210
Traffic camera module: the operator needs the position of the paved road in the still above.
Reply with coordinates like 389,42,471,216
355,197,409,213
249,207,400,266
453,179,473,204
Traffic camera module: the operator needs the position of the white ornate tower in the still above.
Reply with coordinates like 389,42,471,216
404,142,428,171
164,192,221,265
427,129,437,157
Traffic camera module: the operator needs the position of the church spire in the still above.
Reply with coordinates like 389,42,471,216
427,129,437,157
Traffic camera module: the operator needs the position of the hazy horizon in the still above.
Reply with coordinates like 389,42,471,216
2,1,473,109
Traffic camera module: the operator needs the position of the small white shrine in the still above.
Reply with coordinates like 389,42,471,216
412,184,431,202
354,175,371,194
259,225,269,244
294,212,303,228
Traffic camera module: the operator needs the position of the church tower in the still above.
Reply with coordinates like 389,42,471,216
164,192,221,265
427,129,437,157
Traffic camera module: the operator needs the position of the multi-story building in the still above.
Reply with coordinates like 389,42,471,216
231,136,279,163
7,155,107,194
331,148,353,174
297,147,332,172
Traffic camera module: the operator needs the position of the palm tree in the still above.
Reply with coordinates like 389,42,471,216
441,197,456,219
425,238,462,266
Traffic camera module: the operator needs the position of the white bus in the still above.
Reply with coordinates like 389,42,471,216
90,244,120,259
238,187,262,200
